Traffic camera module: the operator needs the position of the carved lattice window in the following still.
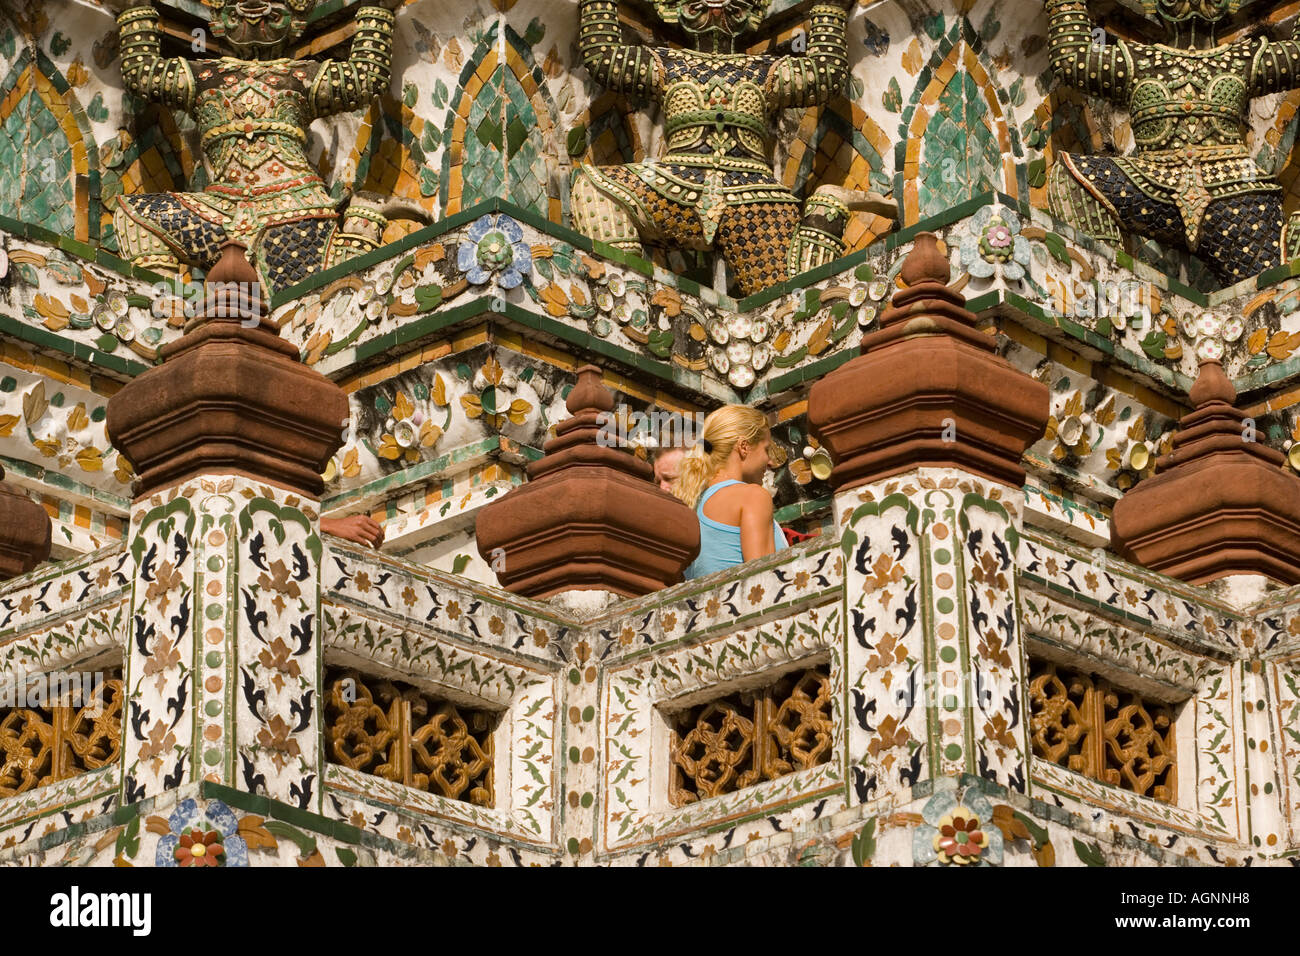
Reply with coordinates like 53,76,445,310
668,665,833,807
1027,658,1177,803
0,669,123,797
324,667,497,807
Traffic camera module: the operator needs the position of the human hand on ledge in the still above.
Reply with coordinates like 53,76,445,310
321,514,385,549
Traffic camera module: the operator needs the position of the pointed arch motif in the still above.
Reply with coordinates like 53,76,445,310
100,104,193,252
897,19,1022,225
440,24,563,220
1030,87,1102,211
570,91,644,168
345,93,439,245
1265,89,1300,220
0,48,98,242
782,99,892,253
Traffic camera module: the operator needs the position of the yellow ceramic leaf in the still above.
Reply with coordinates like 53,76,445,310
1063,391,1083,417
432,373,447,406
1044,415,1057,440
82,269,106,296
377,435,403,460
1105,448,1122,470
1268,330,1296,361
531,243,554,259
902,37,923,74
0,414,19,436
484,354,504,385
1093,397,1115,426
34,294,69,320
789,458,812,485
342,447,361,478
34,438,60,458
66,57,89,86
1127,415,1146,441
461,394,483,418
1247,327,1268,354
420,421,442,447
67,402,89,432
569,282,588,307
393,390,414,422
76,447,104,471
23,382,47,424
650,287,682,317
807,317,833,356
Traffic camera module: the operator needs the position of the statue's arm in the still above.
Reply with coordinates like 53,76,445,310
309,5,396,116
766,2,851,109
1249,25,1300,96
117,5,196,111
578,0,663,98
1043,0,1132,102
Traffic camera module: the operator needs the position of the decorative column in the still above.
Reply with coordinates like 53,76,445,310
475,365,698,598
1111,358,1300,584
808,234,1048,807
0,465,51,580
107,242,348,809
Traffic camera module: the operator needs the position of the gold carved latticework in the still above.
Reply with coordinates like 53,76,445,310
324,668,496,807
1028,659,1177,803
668,664,832,807
0,670,123,797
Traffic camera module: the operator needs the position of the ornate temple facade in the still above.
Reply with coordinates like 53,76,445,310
2,0,1300,867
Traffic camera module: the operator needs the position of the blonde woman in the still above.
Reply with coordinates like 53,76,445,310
672,405,785,579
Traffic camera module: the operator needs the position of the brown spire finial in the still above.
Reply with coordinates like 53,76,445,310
807,233,1048,490
107,242,348,497
191,241,266,332
567,365,615,415
1187,358,1236,408
898,232,950,288
1112,358,1300,584
476,367,699,598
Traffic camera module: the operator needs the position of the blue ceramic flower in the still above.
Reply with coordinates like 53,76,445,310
911,779,1004,866
959,205,1031,282
458,214,532,289
156,797,249,867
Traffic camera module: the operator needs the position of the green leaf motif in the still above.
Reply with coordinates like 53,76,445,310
1026,157,1046,189
850,817,877,866
1072,836,1106,867
1043,232,1070,266
1139,329,1167,360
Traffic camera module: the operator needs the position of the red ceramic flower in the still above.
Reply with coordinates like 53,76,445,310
175,828,225,867
933,809,987,865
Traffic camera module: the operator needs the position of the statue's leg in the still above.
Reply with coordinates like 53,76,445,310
571,165,649,257
1047,155,1123,245
1194,193,1284,285
715,201,802,297
113,194,227,274
788,186,898,278
259,218,337,294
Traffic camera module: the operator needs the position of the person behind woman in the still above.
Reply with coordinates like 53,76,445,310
672,405,785,579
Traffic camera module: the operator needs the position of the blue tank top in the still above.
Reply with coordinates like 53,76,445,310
684,480,787,580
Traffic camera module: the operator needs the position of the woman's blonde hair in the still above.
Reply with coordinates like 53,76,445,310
671,405,770,508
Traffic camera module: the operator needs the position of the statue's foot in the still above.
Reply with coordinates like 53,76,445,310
811,185,898,221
